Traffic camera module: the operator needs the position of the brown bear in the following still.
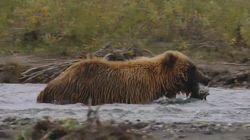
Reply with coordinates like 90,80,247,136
37,50,210,105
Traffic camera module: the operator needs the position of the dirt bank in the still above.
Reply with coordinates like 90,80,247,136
197,61,250,88
0,52,249,88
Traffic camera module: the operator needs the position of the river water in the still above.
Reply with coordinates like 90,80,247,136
0,84,249,123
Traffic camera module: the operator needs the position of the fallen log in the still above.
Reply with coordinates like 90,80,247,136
20,60,79,83
20,46,154,83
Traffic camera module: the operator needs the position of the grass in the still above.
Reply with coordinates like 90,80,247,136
0,0,249,61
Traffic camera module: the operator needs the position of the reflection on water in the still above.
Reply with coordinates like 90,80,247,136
0,84,250,123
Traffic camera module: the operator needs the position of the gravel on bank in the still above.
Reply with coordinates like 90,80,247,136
0,117,250,140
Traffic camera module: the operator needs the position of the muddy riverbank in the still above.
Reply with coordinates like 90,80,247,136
0,54,249,88
1,117,250,140
198,61,250,88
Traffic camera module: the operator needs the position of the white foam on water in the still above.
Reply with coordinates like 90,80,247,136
0,84,250,123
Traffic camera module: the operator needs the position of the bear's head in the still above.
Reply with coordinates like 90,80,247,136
161,51,210,99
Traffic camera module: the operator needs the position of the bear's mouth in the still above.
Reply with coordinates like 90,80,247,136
173,90,209,100
183,66,210,100
171,84,209,100
184,84,209,100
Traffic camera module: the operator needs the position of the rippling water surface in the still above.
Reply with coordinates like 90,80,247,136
0,84,249,123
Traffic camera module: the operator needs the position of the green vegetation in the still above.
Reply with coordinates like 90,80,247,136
0,0,249,61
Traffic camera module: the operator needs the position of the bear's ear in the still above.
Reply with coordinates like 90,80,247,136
163,53,177,68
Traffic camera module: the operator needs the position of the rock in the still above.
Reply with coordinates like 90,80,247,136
203,129,213,135
192,122,209,129
243,124,250,129
244,135,250,140
170,124,177,129
227,123,232,127
132,123,148,129
19,118,32,126
0,124,9,130
216,124,221,127
0,131,10,138
177,129,184,133
10,125,16,129
151,124,164,130
177,134,186,139
10,121,17,125
3,117,16,123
